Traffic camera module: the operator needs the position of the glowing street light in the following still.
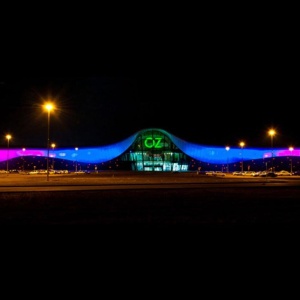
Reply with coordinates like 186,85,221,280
225,146,230,173
75,147,78,172
239,141,245,173
268,129,276,172
22,148,26,171
289,146,294,173
51,143,56,170
6,134,12,173
44,102,55,181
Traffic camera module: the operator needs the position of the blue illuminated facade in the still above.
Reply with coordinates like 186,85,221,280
1,128,300,172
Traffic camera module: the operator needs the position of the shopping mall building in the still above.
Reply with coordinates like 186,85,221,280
1,128,300,172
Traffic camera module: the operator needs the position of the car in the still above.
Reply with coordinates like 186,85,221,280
74,170,91,174
54,170,70,174
275,170,293,176
259,171,277,177
293,170,300,176
214,171,226,176
0,170,9,174
205,171,215,175
252,171,262,177
243,171,255,176
232,171,243,176
205,171,225,176
28,171,39,175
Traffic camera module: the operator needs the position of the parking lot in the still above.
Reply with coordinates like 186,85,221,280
1,170,300,188
1,171,300,226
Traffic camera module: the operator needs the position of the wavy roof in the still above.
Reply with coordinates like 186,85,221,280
0,128,299,164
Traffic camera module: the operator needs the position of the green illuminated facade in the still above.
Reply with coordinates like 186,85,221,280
120,129,189,171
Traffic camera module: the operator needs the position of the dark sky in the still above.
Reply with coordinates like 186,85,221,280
1,12,298,150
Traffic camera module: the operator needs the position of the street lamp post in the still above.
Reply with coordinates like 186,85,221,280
51,143,56,170
289,146,294,173
22,148,26,171
268,129,276,172
75,147,78,172
6,134,12,173
239,141,245,173
44,103,54,181
225,146,230,173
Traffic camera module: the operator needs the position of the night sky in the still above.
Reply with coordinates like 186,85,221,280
1,12,298,151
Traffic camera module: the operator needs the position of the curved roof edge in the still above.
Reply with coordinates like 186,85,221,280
134,128,300,164
0,128,299,164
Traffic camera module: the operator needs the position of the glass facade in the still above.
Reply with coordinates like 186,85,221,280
120,129,189,171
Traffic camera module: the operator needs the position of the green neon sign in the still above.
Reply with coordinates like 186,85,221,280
144,137,163,149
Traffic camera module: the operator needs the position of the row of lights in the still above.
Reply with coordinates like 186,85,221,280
5,135,57,171
3,117,296,177
5,134,79,175
5,102,57,180
225,129,295,173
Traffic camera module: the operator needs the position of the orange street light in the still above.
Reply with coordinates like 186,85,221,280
239,141,245,173
44,102,55,181
51,143,56,170
289,146,294,173
268,129,276,172
6,134,12,173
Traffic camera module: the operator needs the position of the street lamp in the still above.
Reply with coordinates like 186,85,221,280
75,147,78,172
22,148,26,171
51,143,56,170
44,102,54,181
6,134,12,173
225,146,230,173
268,129,276,172
289,146,294,173
239,141,245,173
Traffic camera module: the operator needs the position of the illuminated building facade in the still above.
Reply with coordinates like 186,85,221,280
1,128,300,172
120,129,189,171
